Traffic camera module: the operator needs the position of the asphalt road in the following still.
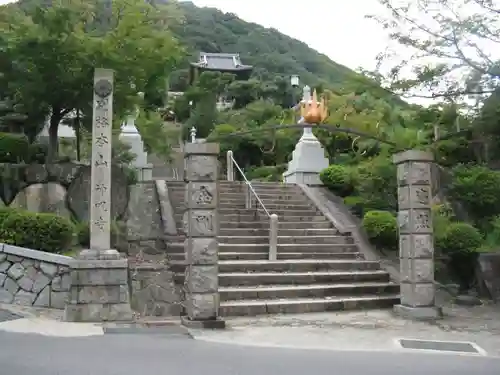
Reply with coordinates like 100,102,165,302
0,331,499,375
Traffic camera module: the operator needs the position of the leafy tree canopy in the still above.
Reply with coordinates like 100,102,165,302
370,0,500,103
0,0,184,160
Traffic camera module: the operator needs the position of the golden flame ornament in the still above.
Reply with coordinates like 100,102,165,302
300,90,328,125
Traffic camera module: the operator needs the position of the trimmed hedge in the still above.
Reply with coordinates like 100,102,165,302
0,210,75,254
362,210,398,250
436,222,482,255
320,165,354,197
435,222,483,291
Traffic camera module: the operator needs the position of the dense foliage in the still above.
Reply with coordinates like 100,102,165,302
362,210,398,250
0,208,75,254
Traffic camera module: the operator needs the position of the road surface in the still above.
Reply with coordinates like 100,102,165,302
0,330,499,375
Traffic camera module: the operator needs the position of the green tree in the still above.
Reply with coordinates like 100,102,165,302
185,71,234,138
371,0,500,101
0,0,183,160
135,107,175,163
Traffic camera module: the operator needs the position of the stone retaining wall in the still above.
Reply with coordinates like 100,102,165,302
0,243,72,308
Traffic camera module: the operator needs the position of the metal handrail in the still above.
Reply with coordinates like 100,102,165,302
227,150,270,216
226,150,278,260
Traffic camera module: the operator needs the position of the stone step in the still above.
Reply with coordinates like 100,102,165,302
218,243,358,253
219,202,247,209
219,208,319,217
216,214,328,222
165,243,358,253
217,252,363,261
220,182,296,188
219,192,304,201
169,258,374,273
217,260,381,273
174,213,327,223
218,270,391,286
219,282,399,301
220,221,334,229
218,228,341,236
169,197,312,207
219,203,313,210
219,295,399,316
251,186,300,193
219,190,298,196
219,235,352,245
168,251,363,262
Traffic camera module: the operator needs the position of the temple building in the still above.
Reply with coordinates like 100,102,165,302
188,52,253,85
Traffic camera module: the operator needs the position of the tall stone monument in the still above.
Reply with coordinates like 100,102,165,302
283,85,329,185
181,142,224,329
393,150,442,320
64,69,133,322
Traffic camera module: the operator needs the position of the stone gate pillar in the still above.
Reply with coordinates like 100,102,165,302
64,68,133,322
181,143,225,329
393,150,442,320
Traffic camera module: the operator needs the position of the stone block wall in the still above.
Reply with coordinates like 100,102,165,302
130,262,182,316
125,180,184,317
0,243,72,308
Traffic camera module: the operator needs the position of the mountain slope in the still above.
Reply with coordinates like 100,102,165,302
170,2,403,104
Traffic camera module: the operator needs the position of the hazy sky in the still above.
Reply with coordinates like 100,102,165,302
0,0,390,73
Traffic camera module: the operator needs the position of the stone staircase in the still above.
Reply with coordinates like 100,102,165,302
166,181,399,316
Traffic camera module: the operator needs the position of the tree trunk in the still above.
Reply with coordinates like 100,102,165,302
47,114,61,163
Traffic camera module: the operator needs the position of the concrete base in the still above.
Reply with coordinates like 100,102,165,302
77,249,122,260
181,315,226,330
283,170,323,185
283,128,329,185
64,250,134,323
393,304,443,321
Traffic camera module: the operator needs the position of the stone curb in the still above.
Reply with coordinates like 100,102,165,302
0,243,72,267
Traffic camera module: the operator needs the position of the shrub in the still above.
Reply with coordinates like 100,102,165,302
0,133,29,163
436,222,482,255
343,195,365,218
320,164,354,197
355,157,397,212
432,203,454,247
248,164,287,182
0,207,15,227
75,221,90,248
0,211,75,254
362,210,398,250
482,215,500,251
448,164,500,222
436,222,483,291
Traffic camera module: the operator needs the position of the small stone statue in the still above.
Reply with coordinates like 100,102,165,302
190,126,197,143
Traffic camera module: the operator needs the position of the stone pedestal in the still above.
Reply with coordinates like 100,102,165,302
393,150,442,320
64,256,133,322
64,68,133,322
282,127,329,185
181,142,224,329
